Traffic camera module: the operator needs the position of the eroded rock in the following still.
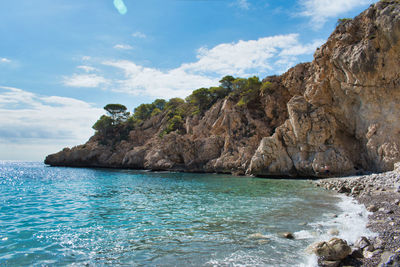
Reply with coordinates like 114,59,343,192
309,238,352,261
45,2,400,178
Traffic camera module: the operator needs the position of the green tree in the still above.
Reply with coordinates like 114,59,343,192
92,115,113,134
209,86,230,100
230,76,262,107
153,99,166,110
165,98,185,110
133,103,153,121
185,88,212,115
219,75,235,91
104,104,130,124
161,115,185,136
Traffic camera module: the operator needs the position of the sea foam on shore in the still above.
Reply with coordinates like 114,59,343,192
315,168,400,266
299,194,375,266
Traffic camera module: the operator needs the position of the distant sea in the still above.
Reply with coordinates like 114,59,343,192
0,161,372,266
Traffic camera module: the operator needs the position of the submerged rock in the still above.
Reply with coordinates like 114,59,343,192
248,233,270,240
280,232,294,239
327,228,339,236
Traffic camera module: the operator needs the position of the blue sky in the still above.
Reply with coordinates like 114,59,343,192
0,0,376,160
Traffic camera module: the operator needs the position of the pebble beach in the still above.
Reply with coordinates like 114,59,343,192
315,166,400,266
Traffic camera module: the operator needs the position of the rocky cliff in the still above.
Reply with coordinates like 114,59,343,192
45,1,400,177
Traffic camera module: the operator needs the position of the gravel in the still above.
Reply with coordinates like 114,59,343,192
314,169,400,266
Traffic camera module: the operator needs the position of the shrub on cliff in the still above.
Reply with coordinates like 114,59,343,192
184,77,234,116
230,76,262,107
130,99,167,126
185,88,213,115
336,18,352,26
92,115,113,135
161,115,186,136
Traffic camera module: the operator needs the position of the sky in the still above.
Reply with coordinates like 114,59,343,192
0,0,376,161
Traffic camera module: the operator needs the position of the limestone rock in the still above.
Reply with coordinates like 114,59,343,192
309,238,352,261
45,2,400,178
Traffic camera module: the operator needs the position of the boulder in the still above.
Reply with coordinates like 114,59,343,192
309,238,352,261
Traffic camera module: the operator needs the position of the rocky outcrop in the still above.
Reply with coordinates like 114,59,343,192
46,1,400,177
308,237,352,266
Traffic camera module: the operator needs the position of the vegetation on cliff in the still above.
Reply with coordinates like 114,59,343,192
92,75,267,140
45,1,400,177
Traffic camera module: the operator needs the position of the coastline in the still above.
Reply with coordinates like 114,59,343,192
314,167,400,266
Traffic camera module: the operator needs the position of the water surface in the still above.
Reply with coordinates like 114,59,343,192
0,161,348,266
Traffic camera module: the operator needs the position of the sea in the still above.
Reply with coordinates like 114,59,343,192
0,161,374,266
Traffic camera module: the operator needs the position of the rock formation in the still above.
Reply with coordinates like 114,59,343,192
45,1,400,178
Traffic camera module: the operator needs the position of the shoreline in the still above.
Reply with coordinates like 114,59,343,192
314,167,400,266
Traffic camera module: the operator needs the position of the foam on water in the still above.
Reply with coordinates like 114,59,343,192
298,194,376,266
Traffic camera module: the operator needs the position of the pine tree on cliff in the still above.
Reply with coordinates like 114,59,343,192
104,104,130,125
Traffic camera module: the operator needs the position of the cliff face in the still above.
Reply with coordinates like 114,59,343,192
45,1,400,177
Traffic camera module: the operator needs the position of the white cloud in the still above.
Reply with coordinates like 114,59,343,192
63,74,109,88
236,0,250,10
77,65,97,72
97,34,321,98
132,31,146,39
114,44,134,50
0,58,11,63
102,60,218,98
182,34,311,76
299,0,375,27
0,86,103,160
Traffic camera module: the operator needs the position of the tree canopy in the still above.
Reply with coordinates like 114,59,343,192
104,104,130,125
92,75,269,139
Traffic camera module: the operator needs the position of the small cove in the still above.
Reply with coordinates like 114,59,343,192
0,161,370,266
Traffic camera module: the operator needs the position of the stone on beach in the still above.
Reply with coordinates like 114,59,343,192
367,204,378,212
355,236,370,249
308,238,351,261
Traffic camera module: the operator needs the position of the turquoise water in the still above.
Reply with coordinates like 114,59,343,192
0,161,342,266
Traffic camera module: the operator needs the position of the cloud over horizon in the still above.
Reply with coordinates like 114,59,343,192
0,86,103,145
64,34,323,99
